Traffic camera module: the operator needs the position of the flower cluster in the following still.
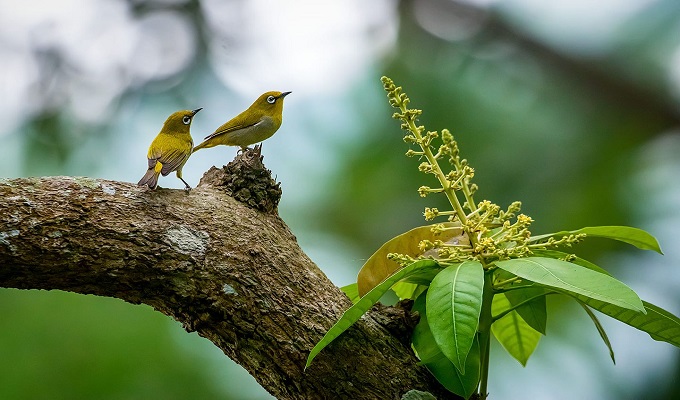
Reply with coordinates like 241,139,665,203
382,76,584,266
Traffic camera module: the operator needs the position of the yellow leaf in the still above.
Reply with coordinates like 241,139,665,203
357,223,467,296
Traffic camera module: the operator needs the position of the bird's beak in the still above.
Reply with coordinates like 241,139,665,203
191,108,203,115
279,91,292,99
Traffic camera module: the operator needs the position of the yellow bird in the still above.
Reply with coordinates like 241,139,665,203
138,108,201,190
192,91,291,152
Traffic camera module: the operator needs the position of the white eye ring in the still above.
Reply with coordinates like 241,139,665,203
182,116,192,125
266,95,276,104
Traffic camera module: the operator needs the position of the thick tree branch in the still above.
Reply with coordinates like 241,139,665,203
0,150,456,399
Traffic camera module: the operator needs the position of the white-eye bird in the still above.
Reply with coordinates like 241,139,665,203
138,108,201,190
192,91,291,152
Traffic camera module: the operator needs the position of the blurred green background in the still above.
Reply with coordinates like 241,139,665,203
1,0,679,399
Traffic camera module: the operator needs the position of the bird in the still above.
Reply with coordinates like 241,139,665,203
138,108,201,191
192,91,291,153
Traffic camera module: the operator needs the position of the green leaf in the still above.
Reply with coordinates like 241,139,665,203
491,293,541,366
340,283,360,304
305,260,440,369
391,282,426,300
424,342,481,400
412,292,480,399
577,302,616,364
531,250,609,275
578,298,680,348
401,268,443,286
357,223,466,296
495,257,645,313
531,247,678,355
426,261,484,373
412,292,443,364
504,287,547,335
400,390,437,400
530,226,662,254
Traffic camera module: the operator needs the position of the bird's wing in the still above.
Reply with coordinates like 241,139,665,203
147,157,158,169
149,146,191,176
203,112,263,141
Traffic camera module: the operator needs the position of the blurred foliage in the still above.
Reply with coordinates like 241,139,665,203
328,1,679,263
0,289,233,399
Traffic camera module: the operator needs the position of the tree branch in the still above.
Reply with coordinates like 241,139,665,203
0,150,456,399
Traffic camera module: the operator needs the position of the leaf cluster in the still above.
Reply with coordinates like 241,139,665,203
306,77,677,400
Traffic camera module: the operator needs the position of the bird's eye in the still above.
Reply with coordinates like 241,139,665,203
182,116,192,125
266,95,276,104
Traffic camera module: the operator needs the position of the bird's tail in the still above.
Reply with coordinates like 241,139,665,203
138,168,160,189
191,143,203,153
191,140,212,153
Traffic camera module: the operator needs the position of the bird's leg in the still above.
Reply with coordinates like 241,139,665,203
179,177,192,192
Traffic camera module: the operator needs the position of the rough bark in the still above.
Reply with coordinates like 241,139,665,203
0,149,457,400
